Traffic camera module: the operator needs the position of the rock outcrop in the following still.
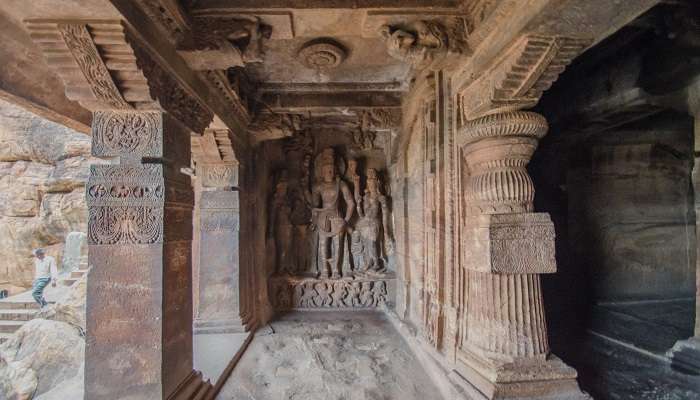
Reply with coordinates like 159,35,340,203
0,98,100,291
0,275,86,399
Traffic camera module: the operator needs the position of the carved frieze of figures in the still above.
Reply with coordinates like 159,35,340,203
380,19,470,70
271,277,389,309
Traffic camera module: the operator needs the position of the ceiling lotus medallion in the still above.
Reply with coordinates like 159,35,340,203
298,39,347,70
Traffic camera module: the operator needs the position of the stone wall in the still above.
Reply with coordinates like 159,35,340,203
0,98,97,290
566,113,696,302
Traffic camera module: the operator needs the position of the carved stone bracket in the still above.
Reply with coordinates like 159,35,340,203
460,35,591,121
25,20,213,133
380,18,470,70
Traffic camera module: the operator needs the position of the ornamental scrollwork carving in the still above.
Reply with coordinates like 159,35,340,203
200,164,239,188
57,24,131,110
201,211,240,232
88,206,163,245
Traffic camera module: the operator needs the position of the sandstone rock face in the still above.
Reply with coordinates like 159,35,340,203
0,98,100,289
0,275,86,399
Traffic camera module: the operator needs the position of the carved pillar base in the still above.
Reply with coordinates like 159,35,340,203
668,337,700,375
195,188,246,334
455,111,587,399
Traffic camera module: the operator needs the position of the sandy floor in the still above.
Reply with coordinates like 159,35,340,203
217,311,443,400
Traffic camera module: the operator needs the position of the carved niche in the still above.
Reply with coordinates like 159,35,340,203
266,141,396,310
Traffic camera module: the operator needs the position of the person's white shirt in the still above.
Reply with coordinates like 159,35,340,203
35,255,58,281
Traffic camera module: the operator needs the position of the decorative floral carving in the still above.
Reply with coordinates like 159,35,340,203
88,206,163,245
58,24,131,110
92,111,162,158
200,164,239,188
201,211,239,232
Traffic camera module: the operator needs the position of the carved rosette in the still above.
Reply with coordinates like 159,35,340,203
298,40,347,70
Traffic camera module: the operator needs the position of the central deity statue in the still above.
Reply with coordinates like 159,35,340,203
307,147,355,279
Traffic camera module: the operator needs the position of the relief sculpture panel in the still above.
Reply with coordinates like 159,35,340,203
267,138,396,310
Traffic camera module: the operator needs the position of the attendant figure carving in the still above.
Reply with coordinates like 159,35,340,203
307,148,355,279
355,168,393,276
331,281,347,307
269,170,294,274
313,282,332,307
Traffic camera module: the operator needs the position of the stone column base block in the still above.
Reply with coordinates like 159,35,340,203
462,213,556,274
668,337,700,375
453,351,590,400
193,317,246,334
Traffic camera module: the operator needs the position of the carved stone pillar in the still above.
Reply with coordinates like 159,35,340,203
194,163,245,333
86,111,196,399
455,111,587,399
669,111,700,375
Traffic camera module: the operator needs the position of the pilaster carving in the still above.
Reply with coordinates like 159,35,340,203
460,35,591,121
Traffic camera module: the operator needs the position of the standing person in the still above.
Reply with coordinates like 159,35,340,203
32,248,57,308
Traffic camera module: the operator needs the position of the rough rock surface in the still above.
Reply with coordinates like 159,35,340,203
0,275,86,399
0,98,99,290
218,311,443,400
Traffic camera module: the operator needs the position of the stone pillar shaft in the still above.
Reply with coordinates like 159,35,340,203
194,163,245,333
456,111,584,399
86,111,194,399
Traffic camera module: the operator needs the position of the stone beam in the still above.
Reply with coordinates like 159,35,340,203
453,0,660,119
260,91,403,112
110,0,252,153
192,0,461,10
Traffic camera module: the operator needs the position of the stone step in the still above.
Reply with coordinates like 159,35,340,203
61,278,78,286
0,320,24,333
0,309,37,321
0,301,38,310
70,271,86,279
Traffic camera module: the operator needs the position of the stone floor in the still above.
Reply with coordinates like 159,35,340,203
194,332,249,385
574,333,700,400
217,311,443,400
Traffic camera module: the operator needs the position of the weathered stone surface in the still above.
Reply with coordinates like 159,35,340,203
219,311,443,400
61,232,87,273
0,319,84,399
0,98,98,290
